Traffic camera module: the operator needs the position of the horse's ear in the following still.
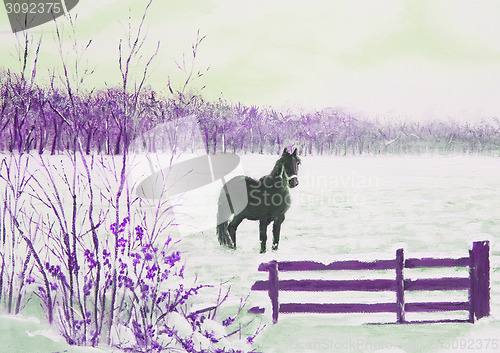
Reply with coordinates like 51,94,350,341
282,148,289,156
292,148,297,156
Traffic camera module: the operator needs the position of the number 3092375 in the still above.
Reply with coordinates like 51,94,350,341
5,2,62,14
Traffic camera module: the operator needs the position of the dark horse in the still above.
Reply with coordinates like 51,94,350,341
216,148,300,253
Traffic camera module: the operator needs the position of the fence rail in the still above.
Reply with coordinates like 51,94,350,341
405,257,470,268
250,241,490,324
252,279,397,292
259,259,397,272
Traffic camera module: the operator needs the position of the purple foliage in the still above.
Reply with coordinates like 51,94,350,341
83,277,93,296
222,316,235,327
135,225,144,241
45,262,68,288
93,219,261,351
164,251,181,267
84,249,97,270
102,249,112,268
0,144,262,353
0,22,264,353
1,67,499,156
110,216,129,236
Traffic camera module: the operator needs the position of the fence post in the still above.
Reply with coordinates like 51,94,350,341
396,248,405,323
468,248,475,323
268,260,279,324
471,241,490,320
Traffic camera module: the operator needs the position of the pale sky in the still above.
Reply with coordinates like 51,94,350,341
2,0,500,122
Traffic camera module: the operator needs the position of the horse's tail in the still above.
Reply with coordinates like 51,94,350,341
216,220,230,246
216,188,233,247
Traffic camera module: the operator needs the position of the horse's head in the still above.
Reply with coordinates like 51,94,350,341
280,148,300,188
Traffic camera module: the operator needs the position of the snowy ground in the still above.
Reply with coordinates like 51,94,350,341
175,154,500,353
1,153,499,353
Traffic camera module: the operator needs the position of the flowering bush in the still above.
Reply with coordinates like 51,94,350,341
36,215,263,352
1,13,265,352
0,153,263,352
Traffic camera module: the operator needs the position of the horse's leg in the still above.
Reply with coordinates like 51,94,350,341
259,218,272,253
227,214,244,249
272,213,285,251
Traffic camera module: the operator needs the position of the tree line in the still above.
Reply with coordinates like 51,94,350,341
1,69,499,156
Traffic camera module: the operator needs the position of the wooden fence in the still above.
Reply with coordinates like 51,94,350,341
250,241,490,324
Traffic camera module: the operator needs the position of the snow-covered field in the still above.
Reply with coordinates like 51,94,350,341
175,154,500,353
1,153,499,353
